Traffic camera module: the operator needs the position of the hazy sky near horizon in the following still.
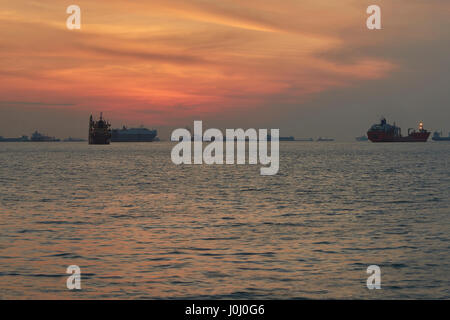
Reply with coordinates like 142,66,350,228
0,0,449,139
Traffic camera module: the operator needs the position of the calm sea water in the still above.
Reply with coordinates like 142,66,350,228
0,141,449,299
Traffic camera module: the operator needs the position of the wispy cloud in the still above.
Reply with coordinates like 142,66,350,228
3,0,446,130
0,101,76,107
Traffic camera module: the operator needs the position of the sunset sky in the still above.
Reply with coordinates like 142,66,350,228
0,0,449,139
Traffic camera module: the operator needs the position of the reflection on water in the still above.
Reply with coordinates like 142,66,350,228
0,142,449,299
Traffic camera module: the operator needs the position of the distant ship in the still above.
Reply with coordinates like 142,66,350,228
111,126,157,142
63,137,86,142
267,135,295,141
367,118,430,142
296,138,314,142
356,135,368,141
89,113,111,145
30,131,60,142
432,131,450,141
317,137,334,142
0,135,29,142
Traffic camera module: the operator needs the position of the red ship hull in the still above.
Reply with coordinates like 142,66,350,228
367,131,430,142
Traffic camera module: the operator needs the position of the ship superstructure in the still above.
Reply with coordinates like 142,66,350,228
89,113,111,145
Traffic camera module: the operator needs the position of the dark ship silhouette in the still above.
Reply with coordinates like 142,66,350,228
0,135,29,142
111,126,157,142
317,137,334,142
30,131,60,142
432,131,450,141
89,113,111,145
355,135,368,141
367,118,430,142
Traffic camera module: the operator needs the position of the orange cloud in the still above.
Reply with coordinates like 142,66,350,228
1,0,416,127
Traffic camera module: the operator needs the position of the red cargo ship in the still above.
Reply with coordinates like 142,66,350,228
367,118,430,142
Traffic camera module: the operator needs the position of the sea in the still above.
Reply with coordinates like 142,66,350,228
0,141,449,299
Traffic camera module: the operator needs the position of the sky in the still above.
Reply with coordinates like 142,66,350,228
0,0,449,140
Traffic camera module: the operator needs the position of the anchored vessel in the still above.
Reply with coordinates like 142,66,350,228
432,131,450,141
367,118,430,142
89,113,111,145
111,126,157,142
30,131,60,142
64,137,86,142
317,137,334,142
356,135,368,141
0,135,29,142
267,135,295,141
